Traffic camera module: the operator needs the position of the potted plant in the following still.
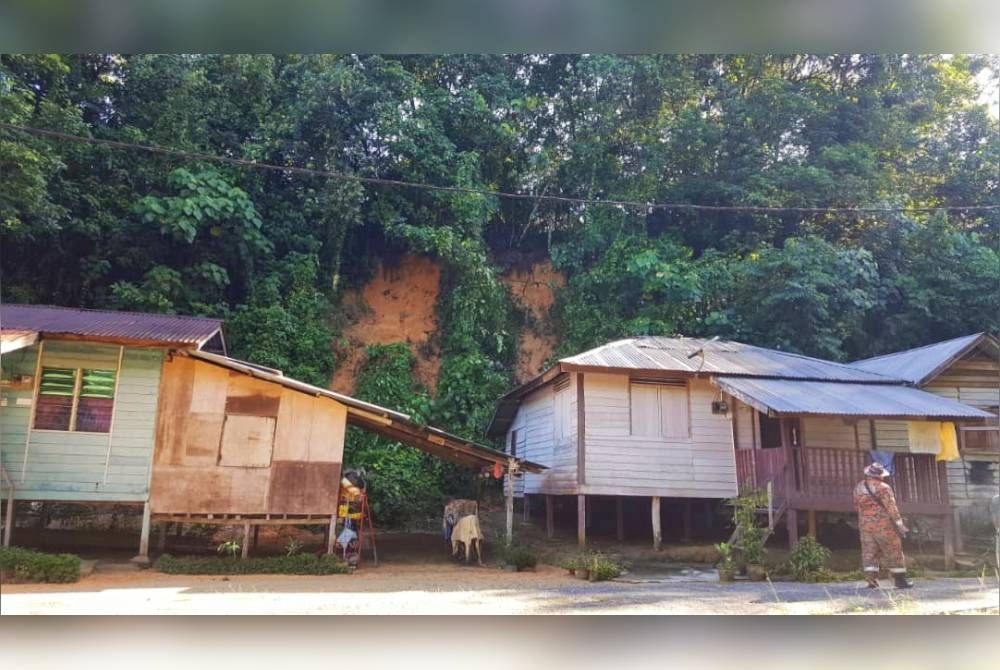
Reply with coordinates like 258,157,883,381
740,528,768,581
715,542,736,582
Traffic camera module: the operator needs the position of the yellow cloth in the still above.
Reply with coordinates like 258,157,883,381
937,422,959,462
907,421,941,454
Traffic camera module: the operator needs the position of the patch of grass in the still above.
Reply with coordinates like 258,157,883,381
500,545,538,571
154,553,350,575
586,553,623,581
0,546,81,583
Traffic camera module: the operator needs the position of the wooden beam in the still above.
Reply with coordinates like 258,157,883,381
942,513,956,571
326,514,337,555
546,495,554,539
577,494,586,548
953,508,964,555
506,460,515,545
651,496,662,551
682,499,693,543
577,373,586,485
101,345,125,483
786,508,799,548
807,510,817,538
241,521,251,559
616,497,624,541
137,501,151,558
522,493,530,522
157,523,167,552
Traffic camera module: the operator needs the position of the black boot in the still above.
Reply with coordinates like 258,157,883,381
865,572,880,589
892,571,914,589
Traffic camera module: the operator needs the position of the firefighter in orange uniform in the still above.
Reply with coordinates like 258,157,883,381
852,463,914,589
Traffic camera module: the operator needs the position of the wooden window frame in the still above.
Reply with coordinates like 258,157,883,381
629,379,691,439
33,366,119,434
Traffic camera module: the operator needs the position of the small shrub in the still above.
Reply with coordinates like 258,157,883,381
500,545,538,571
787,536,832,581
217,540,241,558
155,553,350,575
739,527,767,566
715,542,736,572
587,553,622,581
0,547,81,583
559,555,583,571
285,539,304,557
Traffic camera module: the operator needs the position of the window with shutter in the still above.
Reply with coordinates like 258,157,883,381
630,383,660,437
630,380,690,438
33,366,117,433
659,384,690,438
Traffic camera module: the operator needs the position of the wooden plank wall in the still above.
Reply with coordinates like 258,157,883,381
800,417,872,450
0,342,162,502
509,379,579,496
149,356,345,515
581,373,737,498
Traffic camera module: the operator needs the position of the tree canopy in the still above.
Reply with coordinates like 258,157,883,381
2,54,997,525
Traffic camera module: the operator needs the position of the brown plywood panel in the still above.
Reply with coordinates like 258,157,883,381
183,412,225,463
219,414,276,467
150,465,270,514
266,461,341,515
274,390,313,461
190,361,229,415
226,372,282,416
309,399,347,462
154,356,195,466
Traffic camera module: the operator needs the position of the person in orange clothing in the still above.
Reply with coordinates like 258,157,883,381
852,463,913,589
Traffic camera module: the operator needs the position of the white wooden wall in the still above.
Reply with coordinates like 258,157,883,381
800,417,872,450
507,374,579,496
580,373,736,498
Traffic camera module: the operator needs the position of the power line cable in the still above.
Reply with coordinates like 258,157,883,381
2,121,999,215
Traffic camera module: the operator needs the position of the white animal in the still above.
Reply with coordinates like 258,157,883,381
450,514,485,566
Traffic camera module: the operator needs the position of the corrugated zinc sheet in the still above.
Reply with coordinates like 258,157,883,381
714,376,997,419
1,303,222,347
849,333,990,384
1,329,38,353
560,337,897,382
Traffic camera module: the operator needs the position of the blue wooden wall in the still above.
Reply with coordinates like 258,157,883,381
0,341,164,502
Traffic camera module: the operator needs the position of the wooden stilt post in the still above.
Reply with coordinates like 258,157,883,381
135,501,151,562
577,494,586,548
326,514,337,555
546,495,554,539
523,493,530,522
651,496,662,551
157,523,167,552
252,525,260,550
3,494,14,548
585,495,592,528
943,513,955,571
786,508,799,548
175,522,182,538
616,497,625,541
681,498,693,543
241,522,251,559
505,458,516,545
807,510,817,538
953,508,964,554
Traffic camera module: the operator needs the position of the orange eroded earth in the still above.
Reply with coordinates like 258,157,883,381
331,254,442,394
501,260,565,383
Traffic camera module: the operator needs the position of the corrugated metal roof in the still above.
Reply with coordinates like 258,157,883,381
562,337,896,382
187,350,544,473
1,329,39,354
849,333,994,384
714,376,997,420
0,303,223,348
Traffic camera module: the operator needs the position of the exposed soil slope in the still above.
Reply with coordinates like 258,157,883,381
502,260,565,383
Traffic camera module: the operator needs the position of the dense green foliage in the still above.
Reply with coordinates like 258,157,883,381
2,54,997,525
155,552,350,575
786,536,833,582
0,546,81,583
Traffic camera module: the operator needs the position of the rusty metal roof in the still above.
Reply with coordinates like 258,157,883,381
561,337,896,382
0,303,223,348
850,333,998,385
714,376,997,420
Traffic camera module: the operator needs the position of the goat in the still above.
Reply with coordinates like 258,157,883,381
450,514,485,566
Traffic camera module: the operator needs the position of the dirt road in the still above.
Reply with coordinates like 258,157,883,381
3,564,996,615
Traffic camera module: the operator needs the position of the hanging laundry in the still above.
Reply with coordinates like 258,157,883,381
907,421,942,454
870,449,896,475
937,422,960,462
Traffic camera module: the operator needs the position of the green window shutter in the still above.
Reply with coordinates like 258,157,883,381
80,369,117,398
39,368,77,396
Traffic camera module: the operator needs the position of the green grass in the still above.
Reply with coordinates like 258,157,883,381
0,546,82,583
155,553,351,575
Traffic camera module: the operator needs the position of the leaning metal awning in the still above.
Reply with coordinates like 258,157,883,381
714,377,997,421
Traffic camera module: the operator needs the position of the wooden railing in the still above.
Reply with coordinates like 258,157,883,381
734,448,788,527
737,446,949,513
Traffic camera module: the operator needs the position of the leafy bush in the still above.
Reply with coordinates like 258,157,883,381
586,553,623,581
0,546,81,583
154,553,350,575
715,542,736,572
500,545,538,570
786,536,832,581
